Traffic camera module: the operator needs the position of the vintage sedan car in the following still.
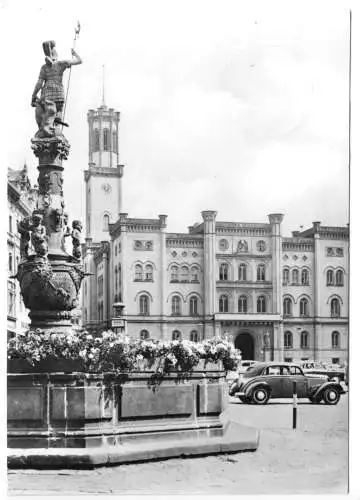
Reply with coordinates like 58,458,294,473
229,362,346,405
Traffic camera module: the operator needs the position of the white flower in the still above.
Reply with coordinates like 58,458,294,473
136,354,144,361
86,334,93,340
166,353,177,365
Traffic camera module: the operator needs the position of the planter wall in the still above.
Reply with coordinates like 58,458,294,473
8,369,259,468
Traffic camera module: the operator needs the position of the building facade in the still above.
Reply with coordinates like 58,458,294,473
7,165,37,336
82,102,349,365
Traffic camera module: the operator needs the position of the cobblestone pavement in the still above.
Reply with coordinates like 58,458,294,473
8,395,348,495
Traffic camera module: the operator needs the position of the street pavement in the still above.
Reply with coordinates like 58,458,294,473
8,394,348,495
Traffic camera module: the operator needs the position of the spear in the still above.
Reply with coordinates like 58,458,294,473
62,21,81,125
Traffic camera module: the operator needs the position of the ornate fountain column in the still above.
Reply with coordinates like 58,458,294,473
15,40,84,333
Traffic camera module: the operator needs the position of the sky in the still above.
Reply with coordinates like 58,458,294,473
1,0,350,236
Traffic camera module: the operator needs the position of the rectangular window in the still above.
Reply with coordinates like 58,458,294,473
9,215,12,233
7,282,16,317
332,358,340,365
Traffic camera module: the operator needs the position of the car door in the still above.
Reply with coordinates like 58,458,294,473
279,366,293,397
263,365,282,397
287,365,308,398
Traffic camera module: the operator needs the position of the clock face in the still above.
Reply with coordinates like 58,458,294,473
102,183,112,194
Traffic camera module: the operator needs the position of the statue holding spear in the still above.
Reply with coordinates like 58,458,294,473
31,22,82,134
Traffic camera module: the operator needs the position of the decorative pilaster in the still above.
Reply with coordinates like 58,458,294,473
268,213,284,315
202,210,217,338
159,214,167,340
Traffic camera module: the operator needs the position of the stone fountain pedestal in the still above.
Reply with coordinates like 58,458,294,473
8,368,259,469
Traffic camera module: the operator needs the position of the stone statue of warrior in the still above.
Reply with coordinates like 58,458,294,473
31,41,82,127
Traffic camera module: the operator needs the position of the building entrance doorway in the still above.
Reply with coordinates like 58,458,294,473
235,333,254,360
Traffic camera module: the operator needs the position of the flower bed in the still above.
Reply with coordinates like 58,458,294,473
8,329,240,376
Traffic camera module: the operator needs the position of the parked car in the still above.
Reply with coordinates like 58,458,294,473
300,361,346,383
229,361,346,405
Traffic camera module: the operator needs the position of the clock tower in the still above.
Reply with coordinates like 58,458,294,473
84,102,124,241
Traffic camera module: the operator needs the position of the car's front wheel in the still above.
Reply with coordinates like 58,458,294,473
323,387,340,405
251,387,270,405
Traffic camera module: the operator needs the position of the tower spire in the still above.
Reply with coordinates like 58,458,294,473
102,65,105,106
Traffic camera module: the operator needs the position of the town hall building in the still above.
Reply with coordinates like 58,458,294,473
82,101,349,365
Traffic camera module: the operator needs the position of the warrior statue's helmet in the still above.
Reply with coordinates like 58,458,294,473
42,40,58,62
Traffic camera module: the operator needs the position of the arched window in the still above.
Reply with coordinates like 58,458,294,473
139,295,149,315
257,295,266,313
8,252,13,272
331,298,341,317
181,266,189,282
238,264,247,281
190,330,199,342
284,331,293,349
145,264,153,281
172,330,182,341
171,296,181,316
9,215,12,233
283,298,292,316
191,266,199,282
331,331,340,348
300,331,309,349
292,269,299,285
335,270,344,286
112,131,117,152
103,128,110,151
135,264,142,281
327,269,334,286
283,268,289,285
219,263,229,281
301,269,309,285
257,264,266,281
170,265,179,282
300,298,309,317
114,267,118,290
103,214,110,231
189,296,198,316
94,129,100,150
140,329,150,340
238,295,248,313
219,295,229,313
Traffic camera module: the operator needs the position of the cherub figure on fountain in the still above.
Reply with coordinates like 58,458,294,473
17,217,32,259
71,220,82,259
31,212,48,258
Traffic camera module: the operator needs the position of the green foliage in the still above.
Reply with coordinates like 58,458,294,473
7,329,240,375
